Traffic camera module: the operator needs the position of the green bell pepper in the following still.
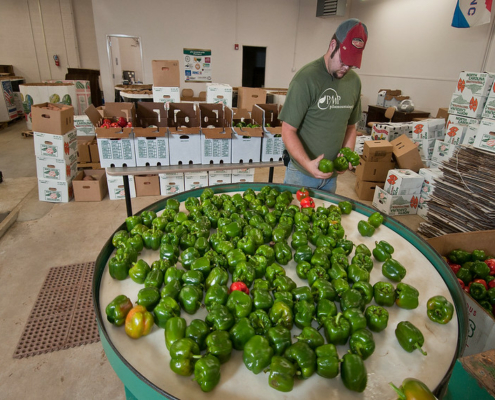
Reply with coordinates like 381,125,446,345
373,241,394,262
355,243,372,257
252,288,273,311
357,220,375,237
382,258,407,282
349,328,375,360
229,317,256,350
105,294,132,326
136,287,160,311
181,270,204,287
144,268,163,290
125,215,143,232
169,338,200,376
315,344,340,379
311,252,331,271
108,253,131,281
178,284,203,315
347,263,370,284
268,355,297,392
205,330,233,364
470,281,487,300
284,341,316,379
273,275,297,293
226,289,253,319
129,259,151,284
190,256,211,280
233,261,256,288
351,253,374,273
163,266,184,285
456,267,473,285
269,300,294,330
316,299,338,326
296,261,312,280
204,284,230,311
165,316,187,350
243,335,274,374
255,244,276,264
353,281,374,304
266,263,286,284
470,260,491,280
267,325,292,356
373,281,396,307
292,286,314,303
340,288,364,312
273,291,294,310
294,300,316,329
307,266,329,287
274,241,293,265
341,352,367,392
395,321,427,355
338,200,352,215
426,295,454,324
323,312,351,346
447,248,471,264
343,307,367,334
112,230,129,248
295,326,325,349
249,309,273,336
395,282,419,309
332,278,350,298
185,319,210,351
205,303,235,331
160,279,182,301
153,296,181,329
364,305,389,332
368,211,384,229
193,354,221,392
205,266,228,290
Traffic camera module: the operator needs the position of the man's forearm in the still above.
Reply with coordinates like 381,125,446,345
342,124,358,151
281,122,311,170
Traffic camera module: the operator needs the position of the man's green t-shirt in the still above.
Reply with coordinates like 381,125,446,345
279,56,362,176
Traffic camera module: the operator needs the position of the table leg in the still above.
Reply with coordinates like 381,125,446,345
268,167,274,183
123,175,133,217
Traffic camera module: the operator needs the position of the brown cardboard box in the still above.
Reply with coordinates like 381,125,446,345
391,134,424,172
89,140,99,162
237,88,267,112
72,169,107,201
135,175,160,196
354,156,395,182
31,103,74,135
152,60,180,88
427,230,495,356
355,178,385,201
436,107,449,123
77,137,93,163
362,140,393,162
85,103,136,135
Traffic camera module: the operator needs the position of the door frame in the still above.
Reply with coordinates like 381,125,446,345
106,34,144,86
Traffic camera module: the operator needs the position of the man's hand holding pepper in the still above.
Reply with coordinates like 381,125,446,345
308,154,334,179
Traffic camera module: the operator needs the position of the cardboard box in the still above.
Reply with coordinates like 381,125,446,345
37,178,73,203
135,175,160,196
418,167,443,199
36,156,77,181
417,201,429,219
168,103,202,165
206,83,233,107
354,157,396,182
482,96,495,120
449,93,487,119
254,105,285,162
390,134,425,172
411,118,445,140
74,115,96,136
436,107,449,123
20,82,77,129
427,230,495,356
106,174,136,200
208,170,232,186
231,168,255,183
85,103,137,168
72,169,108,201
371,123,403,141
431,140,457,164
383,169,424,196
354,178,385,201
200,104,233,164
231,108,263,163
77,137,93,163
444,123,466,145
454,71,495,98
472,118,495,154
31,103,74,135
152,87,181,104
151,60,180,88
33,128,77,162
159,173,185,196
376,89,402,107
184,171,208,191
462,124,479,145
446,114,480,128
411,138,436,159
372,187,419,216
237,88,266,112
362,140,393,162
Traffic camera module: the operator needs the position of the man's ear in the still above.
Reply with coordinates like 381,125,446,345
328,38,337,53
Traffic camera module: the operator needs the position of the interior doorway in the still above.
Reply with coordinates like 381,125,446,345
106,35,144,87
242,46,266,87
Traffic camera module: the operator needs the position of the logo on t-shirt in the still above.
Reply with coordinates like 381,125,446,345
318,88,353,111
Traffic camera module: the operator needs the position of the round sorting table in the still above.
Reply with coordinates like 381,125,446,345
93,183,467,400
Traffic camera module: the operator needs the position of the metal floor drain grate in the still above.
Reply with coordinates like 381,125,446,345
13,262,100,359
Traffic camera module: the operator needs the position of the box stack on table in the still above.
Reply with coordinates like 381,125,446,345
354,140,395,201
372,169,424,216
32,103,77,203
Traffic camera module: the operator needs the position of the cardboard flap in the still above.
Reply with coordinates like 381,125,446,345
95,127,133,139
202,128,232,139
379,89,402,96
136,102,168,128
251,105,264,126
427,230,495,255
133,127,167,138
199,104,224,128
168,103,200,129
85,104,102,126
233,109,251,120
234,127,263,137
152,60,180,87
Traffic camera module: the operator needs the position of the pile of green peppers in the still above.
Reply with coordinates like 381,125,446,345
104,185,441,395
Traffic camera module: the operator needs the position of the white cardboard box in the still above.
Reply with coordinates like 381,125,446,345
208,170,232,186
482,96,495,120
106,175,136,200
454,71,495,98
446,114,480,127
206,83,233,107
36,156,77,181
201,131,232,165
231,130,262,163
372,187,418,216
411,119,445,140
74,115,96,136
159,173,185,196
383,169,424,196
417,201,429,219
33,129,77,162
418,167,443,199
449,93,487,119
472,118,495,154
134,130,170,167
168,131,202,165
38,178,73,203
97,133,136,168
371,123,401,141
231,168,255,183
431,140,457,164
411,138,435,160
152,87,181,104
444,123,466,145
184,171,208,191
462,124,479,145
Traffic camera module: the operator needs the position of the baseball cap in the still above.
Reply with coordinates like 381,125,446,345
335,18,368,68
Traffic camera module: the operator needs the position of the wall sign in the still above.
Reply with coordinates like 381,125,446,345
183,48,212,82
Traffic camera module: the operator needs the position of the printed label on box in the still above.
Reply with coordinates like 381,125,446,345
472,118,495,153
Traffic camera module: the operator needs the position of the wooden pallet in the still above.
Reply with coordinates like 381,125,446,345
21,130,33,138
77,162,102,170
0,115,23,131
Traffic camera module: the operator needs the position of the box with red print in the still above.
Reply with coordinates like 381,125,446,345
372,187,419,216
454,71,494,98
383,169,424,196
473,118,495,154
449,93,487,119
411,119,445,140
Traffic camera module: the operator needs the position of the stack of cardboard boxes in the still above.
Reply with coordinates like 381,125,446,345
151,60,181,105
410,118,445,167
32,103,78,203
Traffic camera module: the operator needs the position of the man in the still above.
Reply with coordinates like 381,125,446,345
279,18,368,193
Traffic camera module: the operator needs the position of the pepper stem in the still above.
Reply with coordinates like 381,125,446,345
415,343,427,356
389,382,406,400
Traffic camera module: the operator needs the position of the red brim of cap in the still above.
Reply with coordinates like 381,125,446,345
340,47,363,69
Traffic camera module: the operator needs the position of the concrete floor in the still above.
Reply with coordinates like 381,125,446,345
0,119,424,399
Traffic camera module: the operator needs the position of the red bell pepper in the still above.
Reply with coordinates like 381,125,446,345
464,282,471,293
488,280,495,289
296,187,310,202
230,281,249,294
484,259,495,276
449,263,462,275
300,197,315,209
473,278,488,290
457,278,465,290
